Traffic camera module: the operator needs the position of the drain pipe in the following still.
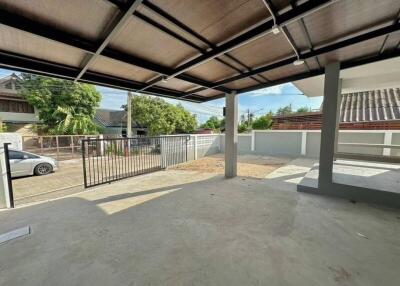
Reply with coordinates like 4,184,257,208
262,0,305,66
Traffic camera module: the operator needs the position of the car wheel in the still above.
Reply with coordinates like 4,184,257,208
34,163,53,176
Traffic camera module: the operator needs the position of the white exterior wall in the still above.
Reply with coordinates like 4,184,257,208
0,133,22,150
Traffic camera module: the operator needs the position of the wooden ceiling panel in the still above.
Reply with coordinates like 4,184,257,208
90,56,157,82
228,32,294,69
285,21,311,52
260,63,308,81
148,0,270,44
0,0,118,41
154,78,198,92
196,89,222,98
186,59,237,82
0,25,86,67
303,0,400,47
137,6,209,50
223,77,259,90
381,31,400,52
109,16,200,68
318,37,386,66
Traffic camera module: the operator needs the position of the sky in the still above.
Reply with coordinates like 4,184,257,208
0,67,323,123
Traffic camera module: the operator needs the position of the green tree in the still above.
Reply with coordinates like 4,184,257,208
200,116,223,130
126,95,197,136
50,106,101,135
296,106,309,113
238,122,250,133
276,105,292,116
19,73,101,134
252,112,273,130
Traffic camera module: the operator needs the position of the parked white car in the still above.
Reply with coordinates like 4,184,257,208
8,149,58,178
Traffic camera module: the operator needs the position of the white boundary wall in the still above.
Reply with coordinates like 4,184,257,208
158,131,400,161
187,134,221,161
220,130,400,158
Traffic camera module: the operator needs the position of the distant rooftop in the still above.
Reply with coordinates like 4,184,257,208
95,109,126,128
273,88,400,123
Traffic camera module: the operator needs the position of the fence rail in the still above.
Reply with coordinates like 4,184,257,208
82,136,188,188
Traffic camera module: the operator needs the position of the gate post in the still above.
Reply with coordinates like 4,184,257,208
0,143,14,208
160,137,167,168
81,139,88,188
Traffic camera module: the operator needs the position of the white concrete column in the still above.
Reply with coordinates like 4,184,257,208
319,62,341,188
127,91,132,138
251,130,255,152
301,131,307,156
225,91,238,178
383,131,393,156
193,135,198,160
0,148,11,208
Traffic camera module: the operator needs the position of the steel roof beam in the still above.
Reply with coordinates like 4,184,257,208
141,0,263,75
210,21,400,88
0,8,231,94
140,0,333,91
131,10,264,89
0,50,204,102
164,0,333,78
75,0,143,81
379,8,400,54
290,0,322,69
236,49,400,95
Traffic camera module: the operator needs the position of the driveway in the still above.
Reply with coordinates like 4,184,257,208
12,159,84,205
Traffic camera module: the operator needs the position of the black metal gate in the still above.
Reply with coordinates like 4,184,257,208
82,136,188,188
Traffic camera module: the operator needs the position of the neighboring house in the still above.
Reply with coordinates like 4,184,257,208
94,108,147,137
0,73,40,134
272,88,400,130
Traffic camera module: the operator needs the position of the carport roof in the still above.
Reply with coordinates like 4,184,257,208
0,0,399,102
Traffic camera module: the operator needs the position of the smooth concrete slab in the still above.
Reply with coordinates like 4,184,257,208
1,169,400,286
299,160,400,193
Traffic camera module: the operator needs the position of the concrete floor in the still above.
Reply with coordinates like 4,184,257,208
299,160,400,193
1,163,400,286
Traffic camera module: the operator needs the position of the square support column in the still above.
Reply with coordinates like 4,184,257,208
319,62,341,188
225,91,238,178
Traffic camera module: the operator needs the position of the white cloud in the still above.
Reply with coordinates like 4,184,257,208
247,84,286,97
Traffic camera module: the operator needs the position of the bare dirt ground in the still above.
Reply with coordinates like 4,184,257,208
170,153,292,179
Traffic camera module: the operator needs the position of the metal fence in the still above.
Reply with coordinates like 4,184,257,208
82,136,188,188
22,135,104,161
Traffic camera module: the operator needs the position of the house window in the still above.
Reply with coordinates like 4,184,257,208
0,99,35,113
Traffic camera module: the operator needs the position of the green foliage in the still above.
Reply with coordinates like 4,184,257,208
49,106,101,135
238,122,250,133
252,112,273,130
200,116,223,131
276,105,292,116
296,106,310,113
19,73,101,134
126,95,197,136
0,120,7,133
105,142,125,156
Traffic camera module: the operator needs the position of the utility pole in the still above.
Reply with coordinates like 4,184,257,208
127,91,132,138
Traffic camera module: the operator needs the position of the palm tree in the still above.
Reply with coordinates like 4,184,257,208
52,106,99,135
